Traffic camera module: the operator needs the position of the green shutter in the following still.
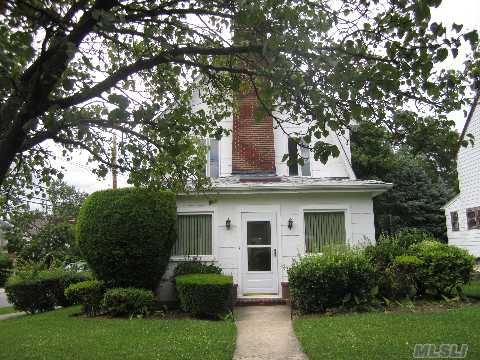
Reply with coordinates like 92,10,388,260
304,212,346,253
173,214,212,256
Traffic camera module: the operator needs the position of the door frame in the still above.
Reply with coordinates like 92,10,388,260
240,210,279,295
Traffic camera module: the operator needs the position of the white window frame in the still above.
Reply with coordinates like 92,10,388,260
171,211,216,262
286,137,312,177
206,138,220,178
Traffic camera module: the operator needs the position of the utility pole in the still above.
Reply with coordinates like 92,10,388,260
112,133,118,189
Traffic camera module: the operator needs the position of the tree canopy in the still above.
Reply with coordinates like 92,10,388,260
0,0,478,209
351,120,459,240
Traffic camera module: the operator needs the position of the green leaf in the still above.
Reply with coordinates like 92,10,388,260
436,48,448,61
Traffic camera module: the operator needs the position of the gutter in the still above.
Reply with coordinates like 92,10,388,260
178,182,393,197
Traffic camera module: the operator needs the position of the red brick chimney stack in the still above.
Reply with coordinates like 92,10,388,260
232,90,276,174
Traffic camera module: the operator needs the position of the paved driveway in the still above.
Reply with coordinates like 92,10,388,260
0,289,10,307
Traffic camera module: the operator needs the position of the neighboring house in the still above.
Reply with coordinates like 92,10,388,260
443,94,480,257
158,90,392,301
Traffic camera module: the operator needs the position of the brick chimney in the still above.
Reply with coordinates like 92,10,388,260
232,91,276,174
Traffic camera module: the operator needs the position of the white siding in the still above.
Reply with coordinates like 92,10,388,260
191,90,355,179
157,192,375,300
444,98,480,256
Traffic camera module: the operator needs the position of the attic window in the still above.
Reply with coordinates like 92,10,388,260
287,138,311,176
467,207,480,230
204,138,219,178
450,211,459,232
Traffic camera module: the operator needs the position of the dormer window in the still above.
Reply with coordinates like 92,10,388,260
287,138,311,176
207,138,219,178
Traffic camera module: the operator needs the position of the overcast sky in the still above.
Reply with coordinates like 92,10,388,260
58,0,480,194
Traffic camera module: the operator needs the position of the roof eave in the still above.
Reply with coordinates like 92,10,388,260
178,183,393,197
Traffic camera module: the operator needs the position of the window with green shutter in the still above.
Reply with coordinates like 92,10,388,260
304,212,346,252
173,214,212,256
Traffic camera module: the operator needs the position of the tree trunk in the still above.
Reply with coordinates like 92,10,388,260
0,121,27,186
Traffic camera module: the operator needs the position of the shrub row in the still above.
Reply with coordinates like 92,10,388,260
176,273,233,318
288,229,475,313
288,250,378,313
5,270,91,313
64,280,155,318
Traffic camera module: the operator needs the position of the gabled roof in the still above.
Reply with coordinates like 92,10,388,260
441,194,460,210
459,92,480,146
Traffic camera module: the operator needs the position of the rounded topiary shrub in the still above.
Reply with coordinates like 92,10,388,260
76,188,176,290
288,250,378,313
176,274,233,318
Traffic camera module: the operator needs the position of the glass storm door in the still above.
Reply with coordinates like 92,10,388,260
241,213,278,295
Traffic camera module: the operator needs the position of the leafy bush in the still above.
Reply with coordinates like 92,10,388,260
176,274,233,318
65,280,105,316
384,255,424,299
174,261,222,277
409,241,475,297
77,188,177,290
365,229,435,271
365,234,406,272
103,287,154,318
52,271,92,306
288,251,378,313
0,253,13,287
395,228,437,249
5,269,88,313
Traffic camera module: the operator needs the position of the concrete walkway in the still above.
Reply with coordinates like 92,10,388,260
0,288,10,308
233,305,308,360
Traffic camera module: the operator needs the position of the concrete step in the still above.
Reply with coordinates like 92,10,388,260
235,297,288,306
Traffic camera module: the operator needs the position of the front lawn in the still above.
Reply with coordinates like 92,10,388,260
463,280,480,299
0,306,16,315
0,307,236,360
294,304,480,360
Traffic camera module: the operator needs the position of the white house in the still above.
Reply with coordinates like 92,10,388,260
158,90,391,302
443,93,480,257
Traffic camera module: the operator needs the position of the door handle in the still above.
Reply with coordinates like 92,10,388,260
273,249,277,257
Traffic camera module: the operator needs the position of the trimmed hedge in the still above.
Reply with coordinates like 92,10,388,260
174,261,222,277
288,251,378,313
0,253,13,287
65,280,105,316
76,188,177,290
5,269,90,313
409,241,475,297
103,287,154,317
176,274,233,318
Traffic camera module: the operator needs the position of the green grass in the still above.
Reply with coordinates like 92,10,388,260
0,306,236,360
0,306,16,315
294,305,480,360
463,280,480,299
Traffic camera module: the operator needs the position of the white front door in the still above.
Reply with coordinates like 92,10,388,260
241,212,278,295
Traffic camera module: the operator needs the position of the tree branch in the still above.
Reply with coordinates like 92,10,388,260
52,45,262,109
